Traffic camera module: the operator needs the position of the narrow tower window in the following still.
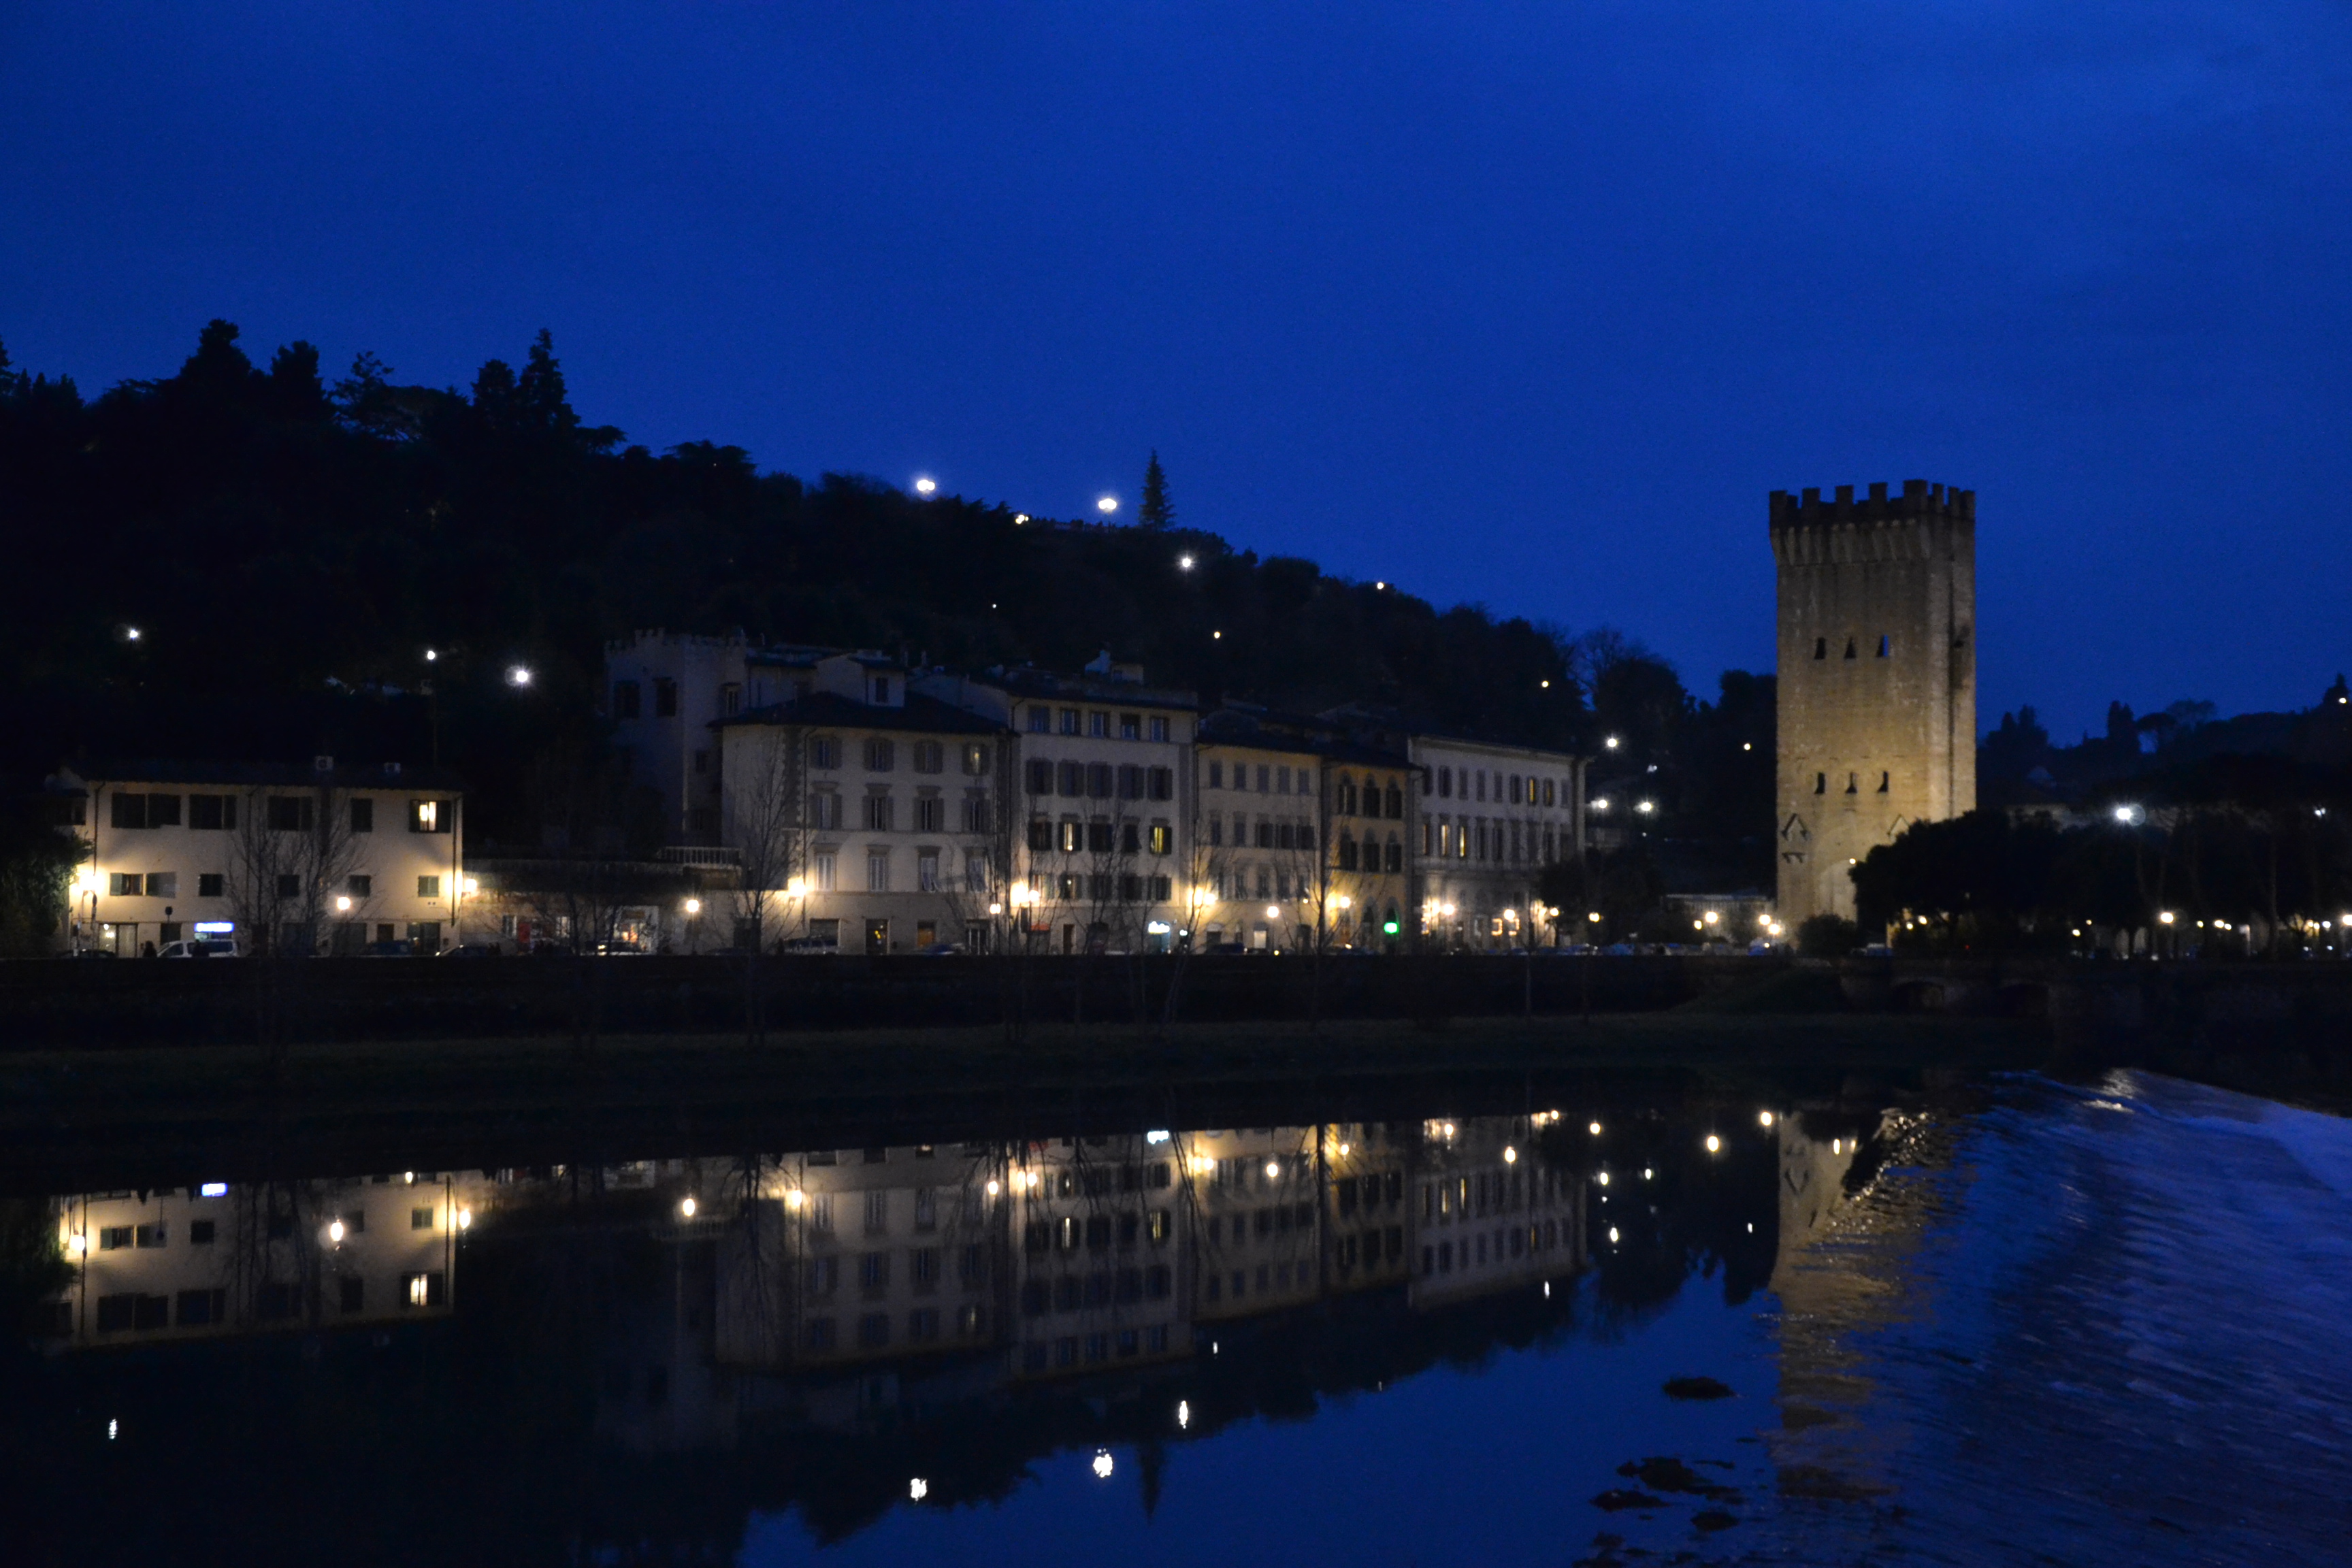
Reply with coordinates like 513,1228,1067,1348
1843,638,1857,659
1813,773,1826,795
1877,771,1891,793
1877,634,1891,657
1813,638,1827,660
1845,773,1859,794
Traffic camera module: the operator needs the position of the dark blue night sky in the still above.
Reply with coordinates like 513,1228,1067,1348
6,3,2347,736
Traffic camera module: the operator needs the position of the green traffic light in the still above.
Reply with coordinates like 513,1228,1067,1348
1382,921,1399,935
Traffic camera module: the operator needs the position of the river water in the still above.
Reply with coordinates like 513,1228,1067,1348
6,1066,2347,1565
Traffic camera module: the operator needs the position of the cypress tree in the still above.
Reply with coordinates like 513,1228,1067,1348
1139,449,1174,529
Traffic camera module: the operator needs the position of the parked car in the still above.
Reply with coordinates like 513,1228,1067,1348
157,938,238,959
777,937,839,956
359,939,416,958
440,943,503,959
59,947,118,959
911,942,966,956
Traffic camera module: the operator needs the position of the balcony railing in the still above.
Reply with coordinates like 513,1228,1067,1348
657,845,743,868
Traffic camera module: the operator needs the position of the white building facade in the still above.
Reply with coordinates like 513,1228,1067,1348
50,761,466,956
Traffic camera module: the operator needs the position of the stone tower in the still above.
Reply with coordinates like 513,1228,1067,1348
1771,480,1975,927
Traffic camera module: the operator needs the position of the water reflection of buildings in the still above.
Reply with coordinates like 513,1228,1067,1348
54,1173,483,1344
41,1113,1592,1475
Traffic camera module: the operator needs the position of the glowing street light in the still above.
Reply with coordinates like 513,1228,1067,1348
328,1220,346,1243
2112,804,2143,826
1704,1134,1722,1154
684,898,702,916
913,477,937,495
679,1196,698,1219
1603,735,1620,750
506,664,534,688
1097,496,1118,515
1635,800,1656,815
1177,554,1196,571
1092,1450,1115,1479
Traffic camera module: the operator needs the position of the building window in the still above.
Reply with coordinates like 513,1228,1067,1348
1028,706,1052,734
867,851,891,892
966,854,990,893
811,736,840,769
1437,767,1452,798
1148,766,1174,800
962,796,990,833
1117,764,1143,800
1207,762,1223,789
269,796,314,832
813,852,838,892
1059,821,1081,854
719,682,742,715
1059,762,1085,798
914,740,944,773
1060,708,1081,735
915,796,944,832
1120,713,1141,740
419,875,442,898
962,743,990,774
1149,873,1171,901
346,875,371,897
1150,717,1170,742
409,799,448,833
189,794,235,831
864,794,894,832
1084,763,1111,799
811,790,842,829
1026,759,1053,795
199,872,223,898
613,681,641,718
1089,711,1109,738
865,738,896,772
1028,817,1051,853
871,676,891,703
918,850,941,891
1148,823,1172,855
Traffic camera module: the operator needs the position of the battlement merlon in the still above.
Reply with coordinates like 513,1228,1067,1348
1768,479,1974,527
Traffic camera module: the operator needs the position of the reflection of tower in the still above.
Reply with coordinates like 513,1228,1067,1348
1772,482,1976,924
1767,1111,1953,1503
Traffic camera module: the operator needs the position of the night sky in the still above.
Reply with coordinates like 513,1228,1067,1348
6,3,2348,738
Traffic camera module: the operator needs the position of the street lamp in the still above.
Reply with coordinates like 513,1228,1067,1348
506,664,534,688
913,477,937,495
1097,496,1118,515
1178,554,1195,571
2112,804,2143,826
1603,736,1620,750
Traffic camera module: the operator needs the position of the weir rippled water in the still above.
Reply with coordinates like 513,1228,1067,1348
5,1064,2347,1565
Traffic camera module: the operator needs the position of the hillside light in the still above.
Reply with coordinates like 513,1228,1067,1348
1588,1121,1602,1135
1097,496,1118,514
1759,1111,1774,1127
1503,1146,1518,1164
1703,911,1719,926
329,1220,345,1243
1636,800,1656,815
1592,797,1610,811
2158,911,2174,925
1742,742,1752,751
1092,1450,1115,1479
909,1478,929,1501
2112,804,2142,826
1540,679,1550,689
679,1196,698,1219
1212,630,1222,640
1588,911,1601,924
913,476,937,495
1603,735,1620,750
425,648,438,662
125,627,142,642
684,898,702,916
1705,1134,1722,1154
506,664,533,688
1013,513,1029,525
1374,581,1386,589
1178,554,1195,570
